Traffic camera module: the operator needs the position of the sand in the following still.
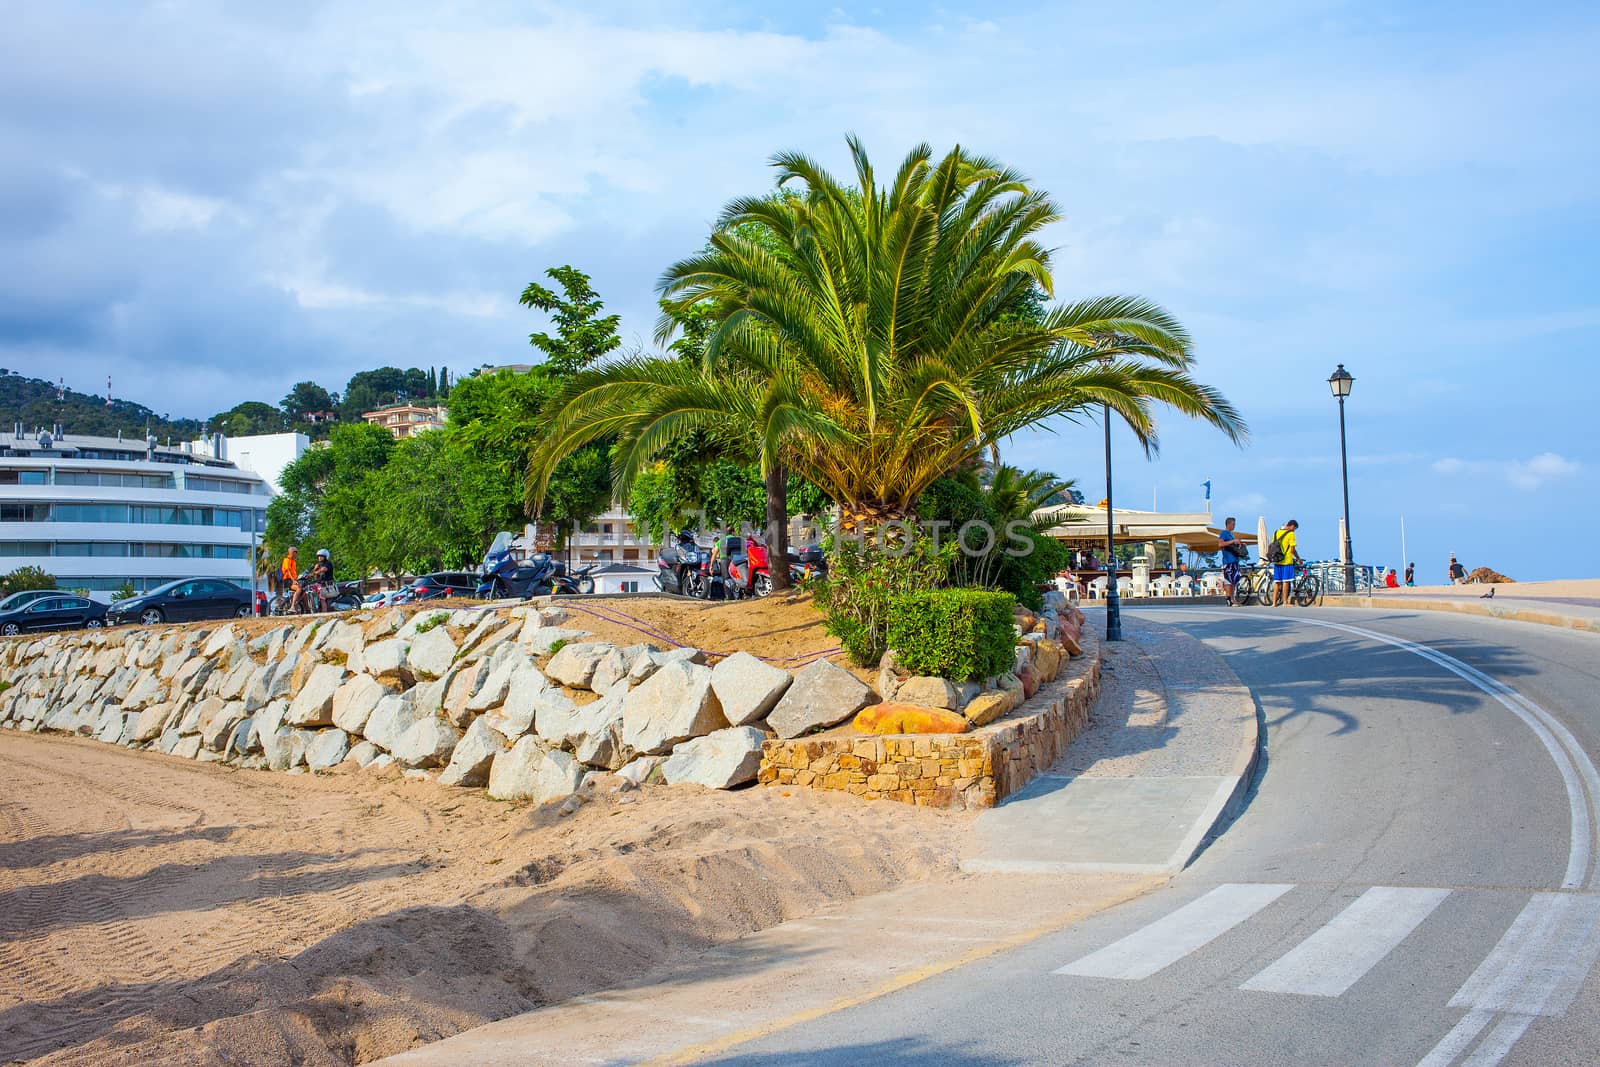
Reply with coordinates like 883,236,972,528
0,730,962,1066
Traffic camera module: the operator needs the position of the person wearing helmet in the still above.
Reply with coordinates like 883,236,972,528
303,548,335,612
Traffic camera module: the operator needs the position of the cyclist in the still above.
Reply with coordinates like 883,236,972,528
306,548,336,611
1218,516,1244,605
1270,519,1302,607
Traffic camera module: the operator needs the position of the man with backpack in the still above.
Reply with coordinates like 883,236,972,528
1268,519,1302,607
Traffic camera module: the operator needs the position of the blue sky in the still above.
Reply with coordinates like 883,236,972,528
3,1,1595,580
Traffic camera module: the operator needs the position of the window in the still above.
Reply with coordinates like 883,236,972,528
185,475,259,495
54,542,129,557
602,523,613,534
0,470,48,485
56,471,173,488
0,503,50,522
129,543,249,560
0,541,50,557
620,580,639,593
54,503,130,523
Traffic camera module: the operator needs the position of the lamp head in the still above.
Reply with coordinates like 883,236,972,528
1328,363,1355,398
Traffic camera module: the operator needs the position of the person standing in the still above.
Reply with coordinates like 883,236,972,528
1269,519,1302,607
1218,516,1244,605
279,546,298,611
1449,556,1467,584
1405,562,1415,587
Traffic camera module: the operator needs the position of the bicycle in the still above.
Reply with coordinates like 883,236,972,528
1254,563,1323,607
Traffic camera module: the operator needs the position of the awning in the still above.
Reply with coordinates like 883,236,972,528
1034,505,1257,551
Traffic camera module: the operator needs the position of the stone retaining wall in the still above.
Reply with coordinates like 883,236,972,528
758,628,1101,810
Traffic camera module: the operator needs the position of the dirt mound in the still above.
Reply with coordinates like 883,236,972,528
0,730,959,1066
1467,566,1515,583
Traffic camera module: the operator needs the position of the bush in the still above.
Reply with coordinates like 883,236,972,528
0,566,55,597
887,588,1017,681
816,536,949,666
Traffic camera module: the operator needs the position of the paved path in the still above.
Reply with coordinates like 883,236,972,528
709,607,1600,1066
964,616,1257,874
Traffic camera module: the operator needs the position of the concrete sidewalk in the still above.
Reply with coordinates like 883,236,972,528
378,615,1254,1066
962,614,1259,875
1352,583,1600,634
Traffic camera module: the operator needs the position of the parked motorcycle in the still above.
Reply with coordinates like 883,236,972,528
718,533,774,599
654,530,708,597
552,562,597,596
476,533,557,598
787,544,827,585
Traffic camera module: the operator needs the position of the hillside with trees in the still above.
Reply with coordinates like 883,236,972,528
0,369,202,442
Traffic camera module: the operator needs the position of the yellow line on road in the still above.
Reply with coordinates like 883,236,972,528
642,879,1158,1066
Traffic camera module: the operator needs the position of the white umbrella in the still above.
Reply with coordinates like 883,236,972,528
1339,518,1349,565
1258,516,1269,560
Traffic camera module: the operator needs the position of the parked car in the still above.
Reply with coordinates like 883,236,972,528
405,572,480,602
0,593,108,636
0,589,65,614
106,578,255,626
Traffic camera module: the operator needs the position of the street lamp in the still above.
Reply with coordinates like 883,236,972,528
1102,399,1122,641
1328,363,1355,594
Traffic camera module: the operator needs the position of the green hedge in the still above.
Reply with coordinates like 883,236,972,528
886,588,1016,681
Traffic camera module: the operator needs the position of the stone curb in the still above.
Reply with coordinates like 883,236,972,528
1346,594,1600,635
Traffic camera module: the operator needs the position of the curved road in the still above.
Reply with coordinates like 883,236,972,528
704,607,1600,1067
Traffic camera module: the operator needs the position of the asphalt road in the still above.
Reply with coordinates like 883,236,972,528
701,607,1600,1067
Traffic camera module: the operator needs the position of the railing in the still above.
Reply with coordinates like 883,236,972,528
1308,561,1377,596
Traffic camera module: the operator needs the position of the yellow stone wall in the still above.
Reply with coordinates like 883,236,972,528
758,629,1102,810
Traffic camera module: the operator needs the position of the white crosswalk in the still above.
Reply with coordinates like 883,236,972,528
1054,882,1600,1066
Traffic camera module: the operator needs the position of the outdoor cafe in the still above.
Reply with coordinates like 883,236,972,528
1033,505,1262,601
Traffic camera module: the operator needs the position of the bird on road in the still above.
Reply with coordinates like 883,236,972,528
1480,587,1495,599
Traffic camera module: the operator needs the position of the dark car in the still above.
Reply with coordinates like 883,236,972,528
0,589,64,614
0,594,108,637
405,572,480,602
106,578,255,627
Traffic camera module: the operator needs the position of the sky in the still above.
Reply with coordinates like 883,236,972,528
2,0,1596,581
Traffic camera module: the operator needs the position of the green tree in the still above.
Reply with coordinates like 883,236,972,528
281,381,335,422
521,266,622,376
210,400,286,437
1,566,56,596
264,422,394,578
532,138,1244,556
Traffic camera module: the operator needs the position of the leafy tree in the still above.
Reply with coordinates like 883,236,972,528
210,400,287,437
521,266,622,376
281,381,336,423
0,372,201,441
264,422,393,578
365,431,515,575
1,566,56,596
531,138,1244,576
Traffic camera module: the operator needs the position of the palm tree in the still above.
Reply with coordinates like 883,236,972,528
529,138,1245,546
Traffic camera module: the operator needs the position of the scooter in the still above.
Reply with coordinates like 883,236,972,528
552,562,596,595
476,532,557,598
654,531,708,596
724,533,774,599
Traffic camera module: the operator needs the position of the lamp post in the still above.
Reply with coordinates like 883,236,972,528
1102,400,1122,641
1328,363,1355,594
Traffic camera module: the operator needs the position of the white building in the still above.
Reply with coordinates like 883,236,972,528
0,426,298,600
569,506,655,566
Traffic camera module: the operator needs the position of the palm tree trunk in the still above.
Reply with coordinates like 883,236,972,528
765,463,792,592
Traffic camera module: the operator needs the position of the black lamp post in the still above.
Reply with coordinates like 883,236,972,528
1102,400,1122,641
1328,363,1355,593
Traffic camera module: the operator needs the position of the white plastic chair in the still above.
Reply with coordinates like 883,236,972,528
1116,577,1134,599
1150,575,1175,598
1088,576,1107,601
1200,573,1225,597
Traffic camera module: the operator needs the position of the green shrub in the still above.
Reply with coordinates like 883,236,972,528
546,637,569,656
414,611,449,635
887,588,1017,681
816,536,949,666
0,565,56,597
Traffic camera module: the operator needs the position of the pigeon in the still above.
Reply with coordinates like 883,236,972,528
1480,587,1495,599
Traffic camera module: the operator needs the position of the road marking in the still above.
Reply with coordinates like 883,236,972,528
1054,882,1292,980
1240,886,1450,997
1184,610,1600,1067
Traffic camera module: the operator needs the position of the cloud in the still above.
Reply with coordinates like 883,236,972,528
1432,452,1582,491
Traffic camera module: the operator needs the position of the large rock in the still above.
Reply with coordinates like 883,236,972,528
284,663,348,726
121,672,165,712
483,664,551,738
592,645,648,695
406,626,458,680
766,659,878,739
542,683,630,769
620,661,727,756
363,692,432,752
894,676,960,711
466,657,519,712
709,652,792,726
661,726,766,789
444,662,486,725
438,717,510,787
520,626,592,655
362,638,413,685
962,691,1010,728
854,702,970,735
245,658,293,711
392,718,461,768
399,609,451,640
200,701,248,751
305,728,351,770
171,733,204,760
331,673,390,735
346,739,382,767
287,728,320,768
131,701,176,743
487,738,584,802
545,642,614,690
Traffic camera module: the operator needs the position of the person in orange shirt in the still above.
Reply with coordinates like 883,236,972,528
279,546,299,608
